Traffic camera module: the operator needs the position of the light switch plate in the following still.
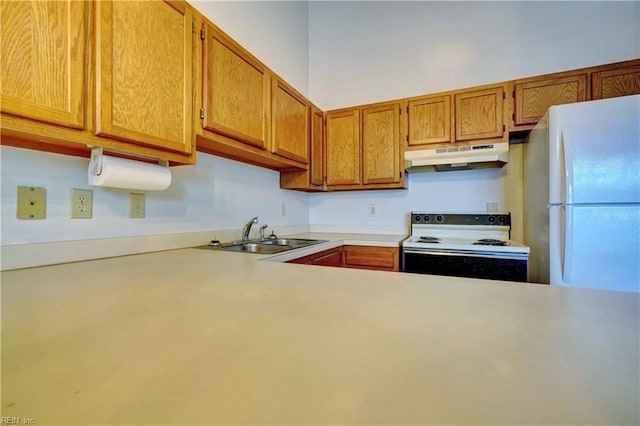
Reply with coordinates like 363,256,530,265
129,193,145,218
17,186,46,219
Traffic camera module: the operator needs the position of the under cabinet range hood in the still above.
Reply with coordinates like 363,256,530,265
404,142,509,173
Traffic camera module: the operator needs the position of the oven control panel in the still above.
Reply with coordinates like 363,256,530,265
410,212,511,226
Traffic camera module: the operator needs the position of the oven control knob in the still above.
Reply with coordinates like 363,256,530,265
414,215,421,222
423,215,430,222
436,215,444,223
498,216,505,223
488,216,496,223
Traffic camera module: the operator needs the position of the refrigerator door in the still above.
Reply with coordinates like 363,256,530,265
548,95,640,205
549,203,640,292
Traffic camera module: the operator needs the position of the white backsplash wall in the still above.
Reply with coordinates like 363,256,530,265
309,1,640,110
0,146,309,245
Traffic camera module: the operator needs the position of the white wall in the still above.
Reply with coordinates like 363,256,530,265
0,146,308,245
189,0,310,95
309,1,640,110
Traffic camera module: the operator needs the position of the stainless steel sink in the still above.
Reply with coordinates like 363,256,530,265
194,238,327,255
259,238,325,247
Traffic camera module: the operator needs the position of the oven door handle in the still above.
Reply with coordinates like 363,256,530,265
403,248,529,260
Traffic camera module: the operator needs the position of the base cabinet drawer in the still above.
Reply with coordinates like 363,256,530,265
343,245,399,272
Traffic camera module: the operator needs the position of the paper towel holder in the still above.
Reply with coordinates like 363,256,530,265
88,146,169,176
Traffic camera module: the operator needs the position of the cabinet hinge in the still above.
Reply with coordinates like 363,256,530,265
200,108,205,119
503,92,506,100
512,90,515,98
192,20,196,33
406,106,409,114
399,107,401,114
191,136,195,148
406,135,409,142
200,28,205,40
503,124,506,132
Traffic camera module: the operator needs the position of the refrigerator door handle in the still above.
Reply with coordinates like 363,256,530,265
561,129,574,205
562,205,574,283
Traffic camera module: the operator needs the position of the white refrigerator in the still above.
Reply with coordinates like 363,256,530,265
523,94,640,293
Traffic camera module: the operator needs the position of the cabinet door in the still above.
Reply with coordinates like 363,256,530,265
592,65,640,100
455,86,505,142
408,95,451,146
325,109,360,186
514,74,587,126
362,104,402,185
342,245,399,271
1,0,86,129
310,107,324,187
310,248,343,267
202,23,270,149
272,78,309,163
95,0,193,154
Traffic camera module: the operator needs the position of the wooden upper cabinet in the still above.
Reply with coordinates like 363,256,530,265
454,85,506,142
362,103,402,184
408,95,451,146
325,109,361,186
202,23,270,149
1,0,86,129
95,0,193,154
310,107,324,187
513,73,587,127
591,64,640,100
272,78,309,163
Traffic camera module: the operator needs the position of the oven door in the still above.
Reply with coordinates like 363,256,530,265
402,249,529,282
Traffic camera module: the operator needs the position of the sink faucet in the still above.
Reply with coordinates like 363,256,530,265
241,216,258,241
259,224,268,240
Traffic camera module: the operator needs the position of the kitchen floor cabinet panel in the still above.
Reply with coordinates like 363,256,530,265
1,0,86,130
96,0,194,155
287,247,343,267
343,245,399,272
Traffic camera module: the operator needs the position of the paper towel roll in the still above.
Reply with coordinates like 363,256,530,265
88,153,172,191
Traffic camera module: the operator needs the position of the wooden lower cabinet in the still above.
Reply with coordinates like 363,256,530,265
287,245,400,272
287,247,343,267
342,245,399,272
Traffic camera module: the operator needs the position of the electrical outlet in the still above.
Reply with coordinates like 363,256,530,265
129,193,145,218
17,186,46,219
71,189,93,219
281,203,286,216
368,203,377,217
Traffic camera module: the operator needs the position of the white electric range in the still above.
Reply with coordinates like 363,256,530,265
401,212,530,282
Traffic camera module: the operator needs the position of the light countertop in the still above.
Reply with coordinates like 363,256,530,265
1,238,638,425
